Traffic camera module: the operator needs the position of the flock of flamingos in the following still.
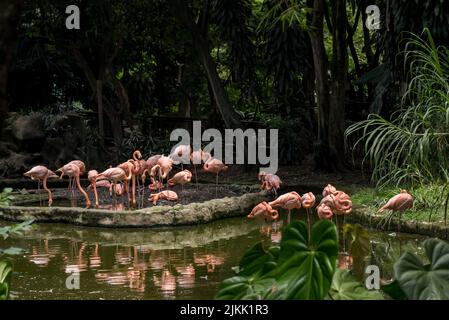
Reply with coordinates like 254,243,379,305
22,144,414,226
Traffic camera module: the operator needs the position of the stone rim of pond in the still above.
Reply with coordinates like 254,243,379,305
0,191,271,228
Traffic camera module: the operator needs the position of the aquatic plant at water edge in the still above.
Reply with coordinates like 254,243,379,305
0,220,35,300
0,188,14,207
346,29,449,188
383,238,449,300
215,220,382,300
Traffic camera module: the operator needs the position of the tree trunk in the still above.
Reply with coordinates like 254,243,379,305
172,0,242,129
309,0,333,169
0,0,24,138
329,0,347,169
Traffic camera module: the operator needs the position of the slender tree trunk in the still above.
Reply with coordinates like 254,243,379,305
0,0,24,138
329,0,347,168
173,0,242,128
309,0,333,169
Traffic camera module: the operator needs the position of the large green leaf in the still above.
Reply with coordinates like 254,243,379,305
270,220,338,300
215,276,276,300
238,243,279,277
216,220,338,300
394,239,449,300
0,260,13,300
329,268,384,300
216,243,278,300
382,280,407,300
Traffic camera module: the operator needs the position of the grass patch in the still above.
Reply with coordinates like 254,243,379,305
351,184,448,224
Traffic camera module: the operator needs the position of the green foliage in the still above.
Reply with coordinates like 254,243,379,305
351,185,447,223
215,220,338,300
0,220,35,240
346,30,449,188
0,188,14,207
329,268,384,300
0,259,13,300
393,238,449,300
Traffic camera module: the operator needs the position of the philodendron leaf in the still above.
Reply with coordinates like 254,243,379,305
215,242,278,300
329,268,384,300
238,242,279,277
0,260,13,300
215,276,276,300
382,280,407,300
271,220,338,300
394,238,449,300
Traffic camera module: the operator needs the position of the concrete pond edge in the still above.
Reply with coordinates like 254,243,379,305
347,205,449,240
0,192,270,228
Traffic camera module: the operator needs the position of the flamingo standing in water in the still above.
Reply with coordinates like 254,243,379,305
247,202,279,222
88,170,100,207
96,167,132,205
58,160,85,195
149,164,163,192
118,160,139,206
269,191,302,224
24,165,58,206
203,157,228,196
377,189,413,232
301,192,316,232
57,163,91,207
191,150,211,189
157,156,173,188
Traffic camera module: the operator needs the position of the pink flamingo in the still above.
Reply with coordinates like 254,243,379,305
61,160,86,194
118,160,139,206
377,189,413,232
149,190,178,205
258,171,282,195
191,149,211,189
203,157,228,196
96,167,132,205
316,203,334,220
88,170,100,207
269,191,302,224
24,165,58,206
322,184,337,197
247,202,279,222
170,144,191,170
57,163,91,207
302,192,316,232
168,169,192,189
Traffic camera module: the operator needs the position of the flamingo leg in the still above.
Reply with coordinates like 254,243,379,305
287,209,291,225
37,180,42,207
113,182,117,207
92,181,99,208
132,174,136,207
307,208,311,240
43,176,52,207
75,174,91,208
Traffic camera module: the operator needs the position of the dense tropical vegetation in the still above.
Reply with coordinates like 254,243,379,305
1,0,449,176
216,220,449,300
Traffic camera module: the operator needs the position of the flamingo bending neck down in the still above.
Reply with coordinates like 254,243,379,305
57,163,91,208
24,165,58,206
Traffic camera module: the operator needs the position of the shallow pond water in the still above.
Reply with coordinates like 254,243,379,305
1,213,430,300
